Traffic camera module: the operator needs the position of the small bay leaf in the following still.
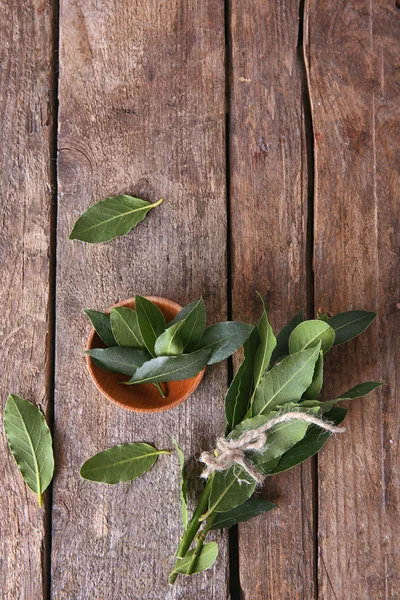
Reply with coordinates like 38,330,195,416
211,497,277,530
289,320,335,355
128,349,210,384
339,381,383,399
253,294,277,391
110,307,144,348
4,395,54,506
86,347,151,376
80,442,169,484
303,350,324,399
168,298,206,352
85,309,117,347
208,467,256,513
199,322,254,365
135,295,166,356
69,195,163,243
329,310,377,345
170,542,218,576
154,321,184,356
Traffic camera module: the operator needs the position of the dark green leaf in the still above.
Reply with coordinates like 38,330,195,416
303,350,324,399
154,321,184,356
4,395,54,507
329,310,377,345
80,442,169,484
84,309,117,347
86,347,151,376
168,298,207,352
339,381,383,399
110,307,144,348
69,195,163,243
170,542,218,576
251,345,321,416
135,296,166,356
199,322,254,365
270,309,304,366
128,349,210,384
253,294,276,391
269,407,348,474
289,320,335,355
208,467,256,513
172,438,188,529
211,497,277,530
225,328,259,433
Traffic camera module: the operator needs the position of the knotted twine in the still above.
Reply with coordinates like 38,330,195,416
200,412,345,484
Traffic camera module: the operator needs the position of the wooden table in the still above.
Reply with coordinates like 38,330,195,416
1,1,399,598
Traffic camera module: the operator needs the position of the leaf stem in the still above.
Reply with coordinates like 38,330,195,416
152,382,166,398
37,490,43,508
186,512,217,576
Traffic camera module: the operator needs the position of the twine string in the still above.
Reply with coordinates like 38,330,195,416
200,411,345,484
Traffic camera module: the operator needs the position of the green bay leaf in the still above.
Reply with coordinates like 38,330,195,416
128,349,210,384
86,346,151,375
85,309,117,347
69,195,163,243
329,310,376,345
289,320,335,355
253,294,277,391
110,307,144,348
208,467,256,513
135,296,166,356
339,381,383,399
211,497,276,530
4,395,54,506
171,542,218,576
199,322,254,365
303,350,324,399
172,438,188,529
168,298,206,352
154,321,184,356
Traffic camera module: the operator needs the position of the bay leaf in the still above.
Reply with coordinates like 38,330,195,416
339,381,383,398
270,309,304,366
172,437,188,529
110,307,144,348
135,295,166,356
128,349,210,384
85,309,117,347
168,298,206,352
4,395,54,506
170,542,218,576
208,467,256,513
253,294,277,391
199,322,254,365
80,442,169,484
289,320,335,355
69,195,163,243
86,346,151,376
303,350,324,399
154,321,184,356
329,310,376,345
251,344,320,416
211,497,276,530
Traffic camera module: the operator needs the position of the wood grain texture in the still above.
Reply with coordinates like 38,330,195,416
0,1,55,598
228,1,314,598
52,1,228,598
305,0,400,597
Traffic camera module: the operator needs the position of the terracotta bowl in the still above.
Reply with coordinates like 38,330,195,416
86,296,206,413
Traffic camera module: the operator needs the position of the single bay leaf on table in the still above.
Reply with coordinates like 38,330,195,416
135,295,166,356
329,310,377,345
154,321,184,356
172,437,188,529
208,468,256,513
225,327,260,433
251,344,321,416
289,320,335,355
85,309,117,347
253,293,277,391
4,395,54,507
86,347,151,376
270,309,304,366
69,195,163,243
110,307,144,348
128,349,211,385
170,542,218,576
168,298,206,352
211,497,277,530
303,350,324,399
80,442,169,484
199,322,254,365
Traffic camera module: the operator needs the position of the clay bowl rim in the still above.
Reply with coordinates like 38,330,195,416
86,295,206,413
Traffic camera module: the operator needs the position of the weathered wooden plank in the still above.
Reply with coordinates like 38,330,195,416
0,1,55,598
52,1,227,598
305,0,400,597
229,1,314,598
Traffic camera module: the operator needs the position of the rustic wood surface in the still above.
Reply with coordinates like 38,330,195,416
0,1,55,598
1,0,399,598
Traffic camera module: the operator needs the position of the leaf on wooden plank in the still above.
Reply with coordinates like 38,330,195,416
253,293,276,391
269,407,348,475
289,320,335,355
225,327,260,433
211,497,277,530
69,195,163,243
251,345,321,416
269,309,304,366
110,307,144,348
339,381,383,399
86,347,151,376
80,442,169,484
172,437,188,529
85,309,117,347
4,395,54,507
329,310,377,345
168,298,206,352
303,350,324,399
135,295,166,356
199,322,254,365
127,349,210,385
170,542,218,576
154,321,184,356
208,467,256,513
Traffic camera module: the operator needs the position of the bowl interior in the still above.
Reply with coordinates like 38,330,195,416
86,296,205,413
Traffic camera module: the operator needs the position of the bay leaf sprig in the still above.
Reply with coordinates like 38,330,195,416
4,395,54,507
69,195,164,243
85,296,253,398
